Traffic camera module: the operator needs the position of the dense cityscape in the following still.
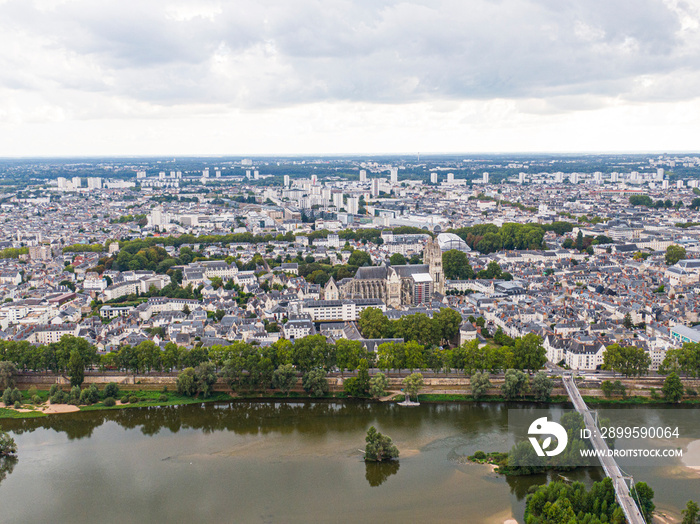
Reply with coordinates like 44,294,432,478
1,153,700,374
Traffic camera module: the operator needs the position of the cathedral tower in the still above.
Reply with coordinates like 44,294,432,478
424,237,444,294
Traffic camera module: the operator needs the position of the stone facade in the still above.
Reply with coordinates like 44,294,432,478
332,238,444,307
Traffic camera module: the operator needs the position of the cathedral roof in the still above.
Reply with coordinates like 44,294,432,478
393,264,429,278
354,266,388,280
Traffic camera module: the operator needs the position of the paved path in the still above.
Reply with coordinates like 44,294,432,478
562,373,647,524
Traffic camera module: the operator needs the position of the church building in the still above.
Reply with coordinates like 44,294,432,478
324,238,444,308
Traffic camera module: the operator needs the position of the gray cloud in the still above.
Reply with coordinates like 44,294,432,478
0,0,698,114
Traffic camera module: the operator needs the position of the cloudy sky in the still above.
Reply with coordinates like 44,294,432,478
1,0,700,156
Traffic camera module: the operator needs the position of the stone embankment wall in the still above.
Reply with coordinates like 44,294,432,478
14,373,700,399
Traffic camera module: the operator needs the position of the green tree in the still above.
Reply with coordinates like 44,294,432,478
376,342,404,372
291,335,330,373
531,371,553,402
302,368,329,397
442,249,474,280
364,426,399,462
666,244,687,265
356,359,371,395
67,349,84,387
502,369,528,399
402,372,424,401
79,384,100,405
103,382,120,399
195,362,218,398
0,362,17,391
470,372,491,400
176,367,197,396
623,312,633,329
682,500,700,524
662,372,684,403
358,307,391,339
634,481,655,522
162,342,180,371
369,372,389,398
389,253,407,265
220,356,245,392
348,250,371,267
432,307,463,345
136,340,161,373
512,334,546,373
603,344,650,377
1,388,11,407
575,229,583,250
404,341,425,371
526,478,623,523
601,380,614,398
0,425,17,457
335,339,365,375
272,364,298,396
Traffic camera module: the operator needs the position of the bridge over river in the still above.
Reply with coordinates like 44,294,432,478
562,373,647,524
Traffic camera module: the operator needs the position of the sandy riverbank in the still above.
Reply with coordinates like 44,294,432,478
1,401,80,414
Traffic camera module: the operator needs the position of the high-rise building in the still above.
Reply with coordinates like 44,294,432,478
57,177,68,190
371,179,380,197
333,193,344,209
662,179,669,190
28,245,52,261
347,196,359,215
656,168,665,181
677,180,684,189
447,172,454,184
72,177,81,188
483,172,489,184
519,172,525,184
87,177,102,189
311,174,317,185
149,207,169,229
203,169,209,178
284,175,290,187
611,172,619,183
390,167,398,184
430,172,438,184
359,170,367,183
570,173,579,184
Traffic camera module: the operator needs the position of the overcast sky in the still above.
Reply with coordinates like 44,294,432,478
1,0,700,156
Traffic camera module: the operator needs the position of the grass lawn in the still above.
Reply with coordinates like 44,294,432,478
0,407,47,419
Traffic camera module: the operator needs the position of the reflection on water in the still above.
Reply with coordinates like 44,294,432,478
0,455,17,486
365,460,400,487
0,401,697,524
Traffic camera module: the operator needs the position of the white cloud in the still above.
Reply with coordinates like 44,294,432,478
0,0,699,154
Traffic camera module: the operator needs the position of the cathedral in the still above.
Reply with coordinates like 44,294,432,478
323,238,444,308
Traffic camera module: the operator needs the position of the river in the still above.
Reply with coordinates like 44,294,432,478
0,401,697,523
